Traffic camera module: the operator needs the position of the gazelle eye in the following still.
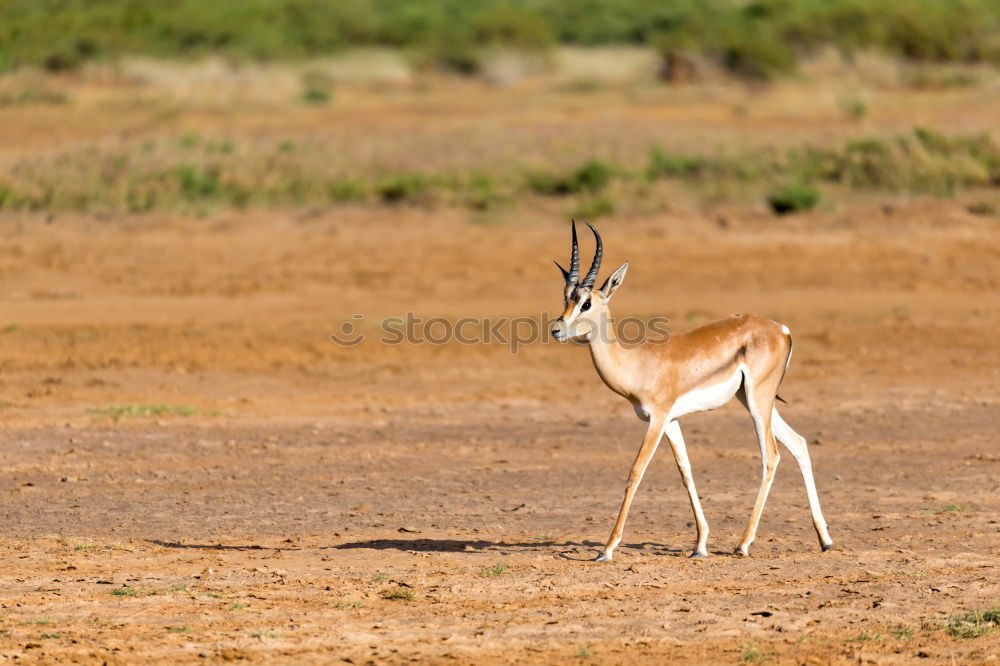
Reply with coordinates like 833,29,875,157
581,300,592,312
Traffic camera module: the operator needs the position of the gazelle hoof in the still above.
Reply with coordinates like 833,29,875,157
689,551,708,559
821,543,834,552
733,545,750,557
594,552,612,563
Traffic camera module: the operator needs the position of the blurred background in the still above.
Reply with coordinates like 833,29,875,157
0,0,997,420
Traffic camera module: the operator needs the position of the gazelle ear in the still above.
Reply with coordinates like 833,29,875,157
599,261,629,301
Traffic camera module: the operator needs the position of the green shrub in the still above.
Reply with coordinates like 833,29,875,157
0,182,13,208
179,133,200,150
840,97,868,121
573,160,614,192
173,165,221,200
573,195,616,219
301,71,334,104
718,23,797,80
767,182,820,214
527,159,615,196
376,173,427,203
125,187,157,213
465,173,502,210
525,169,567,196
471,6,554,51
328,180,366,202
648,146,704,179
411,21,482,74
967,201,996,216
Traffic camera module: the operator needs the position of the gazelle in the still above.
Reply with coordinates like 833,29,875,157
550,222,833,562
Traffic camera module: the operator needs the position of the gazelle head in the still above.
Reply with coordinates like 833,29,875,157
550,221,629,342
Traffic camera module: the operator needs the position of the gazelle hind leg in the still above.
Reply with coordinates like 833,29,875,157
771,408,834,550
735,378,780,557
663,420,710,557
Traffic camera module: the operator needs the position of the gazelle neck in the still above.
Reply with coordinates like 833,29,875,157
586,308,639,400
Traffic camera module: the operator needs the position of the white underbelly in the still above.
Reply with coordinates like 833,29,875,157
668,365,744,420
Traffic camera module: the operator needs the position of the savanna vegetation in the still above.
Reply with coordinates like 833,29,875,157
0,128,996,216
2,0,999,78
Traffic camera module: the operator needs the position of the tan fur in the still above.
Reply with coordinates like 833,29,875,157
552,274,833,561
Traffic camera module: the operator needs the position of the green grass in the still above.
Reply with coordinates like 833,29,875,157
923,503,968,515
576,645,592,658
840,97,868,121
531,534,554,541
230,602,246,610
334,601,365,609
465,173,505,211
380,587,416,601
946,608,1000,639
109,588,136,597
19,618,52,626
1,128,996,216
648,147,705,179
328,180,367,203
480,563,508,577
86,404,201,421
739,641,764,662
846,627,915,642
39,632,63,639
250,631,281,639
891,626,915,639
0,88,67,106
166,626,189,633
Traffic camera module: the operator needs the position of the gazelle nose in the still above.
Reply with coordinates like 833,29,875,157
551,319,565,338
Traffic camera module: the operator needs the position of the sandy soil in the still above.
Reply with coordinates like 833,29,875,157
1,206,997,664
1,75,999,664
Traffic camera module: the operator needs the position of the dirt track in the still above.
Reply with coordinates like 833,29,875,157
1,203,997,664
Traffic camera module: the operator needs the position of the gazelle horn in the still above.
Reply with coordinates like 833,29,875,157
555,219,581,287
581,222,602,288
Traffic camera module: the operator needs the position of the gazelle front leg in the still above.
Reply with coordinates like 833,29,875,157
596,414,666,562
663,419,710,558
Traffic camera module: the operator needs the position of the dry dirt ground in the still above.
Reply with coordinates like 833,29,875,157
1,74,999,664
